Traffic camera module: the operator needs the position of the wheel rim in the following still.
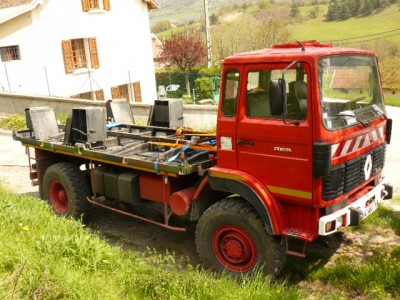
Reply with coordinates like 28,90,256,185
50,180,68,214
212,225,257,272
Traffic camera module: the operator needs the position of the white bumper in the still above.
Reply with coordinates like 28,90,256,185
318,181,384,236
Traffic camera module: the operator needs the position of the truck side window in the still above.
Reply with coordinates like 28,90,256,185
247,69,308,120
222,70,240,117
281,69,308,120
247,71,271,118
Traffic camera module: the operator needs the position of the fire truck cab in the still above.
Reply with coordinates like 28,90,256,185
208,40,393,264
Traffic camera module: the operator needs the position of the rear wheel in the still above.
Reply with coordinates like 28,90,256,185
195,198,285,277
43,162,90,218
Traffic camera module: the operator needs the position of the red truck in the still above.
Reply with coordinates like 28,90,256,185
14,40,393,277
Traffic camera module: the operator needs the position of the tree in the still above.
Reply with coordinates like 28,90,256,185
259,0,271,9
340,3,352,19
159,31,207,96
151,20,172,34
211,7,291,61
290,2,301,18
210,13,219,25
380,56,400,91
326,1,341,20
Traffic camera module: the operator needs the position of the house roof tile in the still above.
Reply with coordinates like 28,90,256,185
331,69,370,89
0,0,33,10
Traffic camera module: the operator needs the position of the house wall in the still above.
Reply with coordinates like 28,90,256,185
383,88,400,96
0,0,157,103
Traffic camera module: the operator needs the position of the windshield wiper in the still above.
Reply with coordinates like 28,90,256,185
332,113,370,127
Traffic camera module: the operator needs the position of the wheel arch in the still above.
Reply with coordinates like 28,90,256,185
34,148,92,198
202,171,285,235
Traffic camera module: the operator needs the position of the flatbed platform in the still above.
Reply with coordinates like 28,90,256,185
13,122,217,177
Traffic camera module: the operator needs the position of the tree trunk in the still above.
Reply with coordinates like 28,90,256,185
185,71,191,96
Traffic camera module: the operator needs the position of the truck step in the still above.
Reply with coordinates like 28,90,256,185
282,227,317,242
285,250,306,259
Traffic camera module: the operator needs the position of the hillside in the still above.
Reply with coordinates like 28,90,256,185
152,1,400,62
149,0,250,25
290,3,400,45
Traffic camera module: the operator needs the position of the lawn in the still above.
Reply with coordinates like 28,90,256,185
1,184,399,299
0,185,302,299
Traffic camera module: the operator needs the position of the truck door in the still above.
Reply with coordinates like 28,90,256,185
236,63,313,204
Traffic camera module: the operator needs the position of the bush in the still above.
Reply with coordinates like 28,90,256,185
195,77,213,101
0,114,26,130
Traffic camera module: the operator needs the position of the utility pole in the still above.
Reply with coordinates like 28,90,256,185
204,0,212,68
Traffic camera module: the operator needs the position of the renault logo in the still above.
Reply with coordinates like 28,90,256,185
364,155,372,180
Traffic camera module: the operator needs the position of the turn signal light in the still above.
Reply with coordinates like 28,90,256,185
325,220,336,233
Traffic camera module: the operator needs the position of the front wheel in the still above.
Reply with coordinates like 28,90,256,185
195,198,285,277
43,162,90,218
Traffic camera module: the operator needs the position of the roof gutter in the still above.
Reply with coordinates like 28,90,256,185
142,0,160,10
0,0,42,25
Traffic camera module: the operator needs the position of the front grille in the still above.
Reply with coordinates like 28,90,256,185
323,143,386,200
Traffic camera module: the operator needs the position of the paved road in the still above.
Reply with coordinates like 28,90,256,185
0,106,399,196
384,106,400,195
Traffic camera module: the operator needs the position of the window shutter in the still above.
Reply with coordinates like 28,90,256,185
62,40,74,73
96,90,105,100
111,87,120,99
81,0,89,11
133,82,142,102
88,37,100,69
103,0,111,10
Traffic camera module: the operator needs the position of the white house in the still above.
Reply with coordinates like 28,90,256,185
0,0,159,103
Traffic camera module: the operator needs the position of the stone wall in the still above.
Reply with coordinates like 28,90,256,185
0,93,218,130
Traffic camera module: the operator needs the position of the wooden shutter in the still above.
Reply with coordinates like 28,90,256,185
62,40,74,73
133,82,142,102
103,0,111,10
89,37,100,68
81,0,89,11
95,90,105,100
111,87,120,99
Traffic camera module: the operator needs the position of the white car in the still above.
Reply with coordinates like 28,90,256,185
166,84,180,92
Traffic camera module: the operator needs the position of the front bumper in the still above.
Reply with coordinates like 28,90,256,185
318,181,391,236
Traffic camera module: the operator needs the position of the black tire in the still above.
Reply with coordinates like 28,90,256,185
195,198,286,277
43,162,90,218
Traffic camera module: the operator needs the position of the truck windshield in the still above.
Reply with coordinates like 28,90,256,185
319,55,385,130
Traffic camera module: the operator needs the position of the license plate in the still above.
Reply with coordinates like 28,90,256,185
362,197,378,219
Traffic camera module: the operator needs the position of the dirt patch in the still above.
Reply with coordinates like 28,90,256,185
221,12,242,23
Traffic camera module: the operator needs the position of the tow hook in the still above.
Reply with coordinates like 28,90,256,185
382,183,393,200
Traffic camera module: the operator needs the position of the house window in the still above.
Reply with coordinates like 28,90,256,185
71,39,87,69
111,82,142,102
71,89,104,100
62,37,100,73
81,0,110,11
0,45,20,62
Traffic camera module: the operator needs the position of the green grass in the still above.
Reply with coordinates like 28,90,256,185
0,185,303,299
0,114,26,131
385,95,400,107
1,187,399,298
291,4,400,44
310,247,400,298
357,200,400,236
0,113,69,131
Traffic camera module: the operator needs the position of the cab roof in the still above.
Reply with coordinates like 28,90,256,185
222,40,377,65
